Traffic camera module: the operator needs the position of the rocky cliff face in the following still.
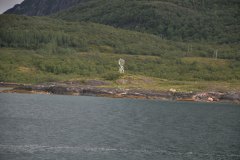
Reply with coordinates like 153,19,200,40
4,0,85,16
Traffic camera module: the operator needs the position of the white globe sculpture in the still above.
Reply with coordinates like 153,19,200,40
118,58,125,74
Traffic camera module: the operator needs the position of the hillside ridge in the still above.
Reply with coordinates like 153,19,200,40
0,14,240,84
4,0,86,16
4,0,240,43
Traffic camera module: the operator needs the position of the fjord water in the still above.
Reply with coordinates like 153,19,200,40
0,93,239,160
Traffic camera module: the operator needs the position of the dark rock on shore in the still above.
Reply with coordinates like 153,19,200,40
193,92,240,103
0,82,24,88
1,82,239,104
13,83,175,100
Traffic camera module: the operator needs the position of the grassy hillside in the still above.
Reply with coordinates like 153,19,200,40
54,0,240,43
0,15,239,59
1,48,240,92
0,14,240,87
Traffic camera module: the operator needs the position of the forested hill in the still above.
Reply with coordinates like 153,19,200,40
5,0,240,43
0,14,240,83
54,0,240,43
0,14,239,59
4,0,86,16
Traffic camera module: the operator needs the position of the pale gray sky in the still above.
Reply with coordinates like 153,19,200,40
0,0,24,14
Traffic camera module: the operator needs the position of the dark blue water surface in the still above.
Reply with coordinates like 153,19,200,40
0,93,240,160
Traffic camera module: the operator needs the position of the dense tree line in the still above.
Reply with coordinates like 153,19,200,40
0,15,239,59
54,0,240,43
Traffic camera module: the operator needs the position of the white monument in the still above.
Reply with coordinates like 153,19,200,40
118,58,125,74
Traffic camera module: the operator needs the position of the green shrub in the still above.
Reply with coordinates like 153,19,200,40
102,72,122,81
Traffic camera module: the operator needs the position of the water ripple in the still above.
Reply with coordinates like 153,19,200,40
0,144,239,158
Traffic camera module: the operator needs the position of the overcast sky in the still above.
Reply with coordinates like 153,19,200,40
0,0,24,14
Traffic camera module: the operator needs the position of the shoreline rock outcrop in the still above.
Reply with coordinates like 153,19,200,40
0,82,239,104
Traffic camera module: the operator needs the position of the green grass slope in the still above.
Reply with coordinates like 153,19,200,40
54,0,240,43
0,15,239,59
0,15,240,85
1,48,240,91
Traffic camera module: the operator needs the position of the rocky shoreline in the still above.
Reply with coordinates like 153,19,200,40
1,82,240,104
